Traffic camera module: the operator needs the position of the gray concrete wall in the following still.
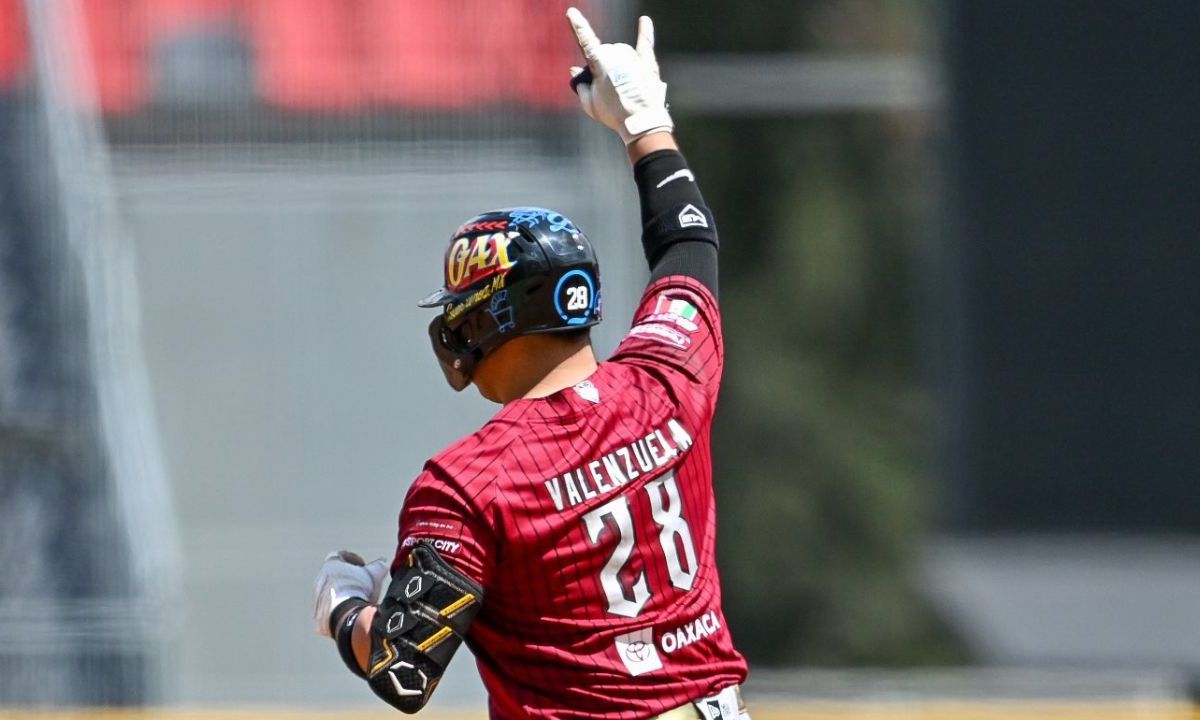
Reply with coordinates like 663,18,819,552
115,147,641,707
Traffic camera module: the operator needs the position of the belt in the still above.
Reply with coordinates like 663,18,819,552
650,685,746,720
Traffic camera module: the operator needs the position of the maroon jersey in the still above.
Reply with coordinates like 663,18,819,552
394,275,748,719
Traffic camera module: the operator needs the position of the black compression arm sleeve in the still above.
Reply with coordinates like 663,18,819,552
633,149,719,296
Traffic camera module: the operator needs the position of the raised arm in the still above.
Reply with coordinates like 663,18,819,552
567,9,719,297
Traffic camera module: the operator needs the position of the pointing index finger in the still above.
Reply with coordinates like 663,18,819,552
566,7,602,62
636,15,656,61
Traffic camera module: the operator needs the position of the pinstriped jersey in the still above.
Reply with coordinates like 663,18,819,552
394,275,748,719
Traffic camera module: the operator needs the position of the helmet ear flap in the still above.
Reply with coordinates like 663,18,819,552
427,316,475,392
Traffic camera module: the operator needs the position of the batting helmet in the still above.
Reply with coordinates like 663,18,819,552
418,207,602,391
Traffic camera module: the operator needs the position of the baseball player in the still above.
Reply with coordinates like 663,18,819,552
313,8,750,719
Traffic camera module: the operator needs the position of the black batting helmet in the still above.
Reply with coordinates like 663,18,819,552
418,207,602,391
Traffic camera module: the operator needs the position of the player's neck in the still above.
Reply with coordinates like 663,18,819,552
475,336,599,404
519,344,599,401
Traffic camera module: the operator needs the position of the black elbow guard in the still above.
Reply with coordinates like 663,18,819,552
643,203,719,267
633,150,719,267
364,541,483,713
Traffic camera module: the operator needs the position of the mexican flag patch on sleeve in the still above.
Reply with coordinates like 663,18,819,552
650,294,700,333
655,295,698,321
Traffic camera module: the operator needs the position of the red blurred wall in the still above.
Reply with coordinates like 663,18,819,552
0,0,585,112
0,0,29,88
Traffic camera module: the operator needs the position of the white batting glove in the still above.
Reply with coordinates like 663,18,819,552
567,8,673,145
312,550,389,637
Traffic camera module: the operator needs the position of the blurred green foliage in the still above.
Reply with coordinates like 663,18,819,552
643,0,965,664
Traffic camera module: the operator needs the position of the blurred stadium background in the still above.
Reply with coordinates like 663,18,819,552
0,0,1197,718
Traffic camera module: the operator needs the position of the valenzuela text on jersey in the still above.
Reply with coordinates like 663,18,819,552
543,418,693,512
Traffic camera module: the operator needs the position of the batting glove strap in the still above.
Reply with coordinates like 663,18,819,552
624,106,675,142
313,552,390,637
332,598,370,680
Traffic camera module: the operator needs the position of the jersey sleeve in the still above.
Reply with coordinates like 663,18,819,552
393,466,496,588
610,274,724,409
